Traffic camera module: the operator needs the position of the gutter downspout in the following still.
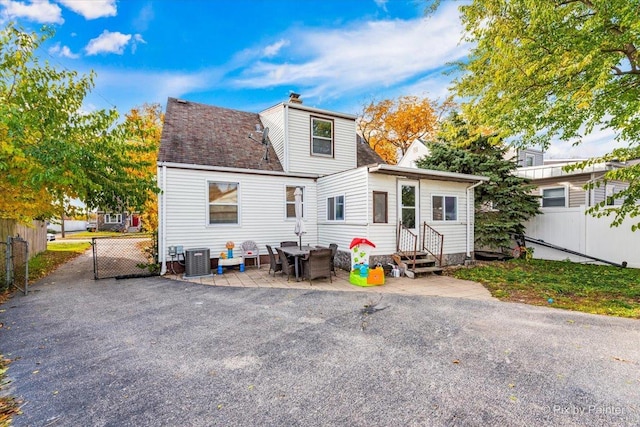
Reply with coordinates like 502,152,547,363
466,181,485,259
159,163,167,275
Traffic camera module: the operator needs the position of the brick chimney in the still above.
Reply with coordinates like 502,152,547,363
289,92,302,104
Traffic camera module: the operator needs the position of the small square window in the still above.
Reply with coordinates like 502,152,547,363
432,195,457,221
541,187,565,207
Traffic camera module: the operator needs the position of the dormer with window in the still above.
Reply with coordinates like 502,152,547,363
259,96,358,176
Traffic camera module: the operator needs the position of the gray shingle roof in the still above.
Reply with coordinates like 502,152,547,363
356,135,386,167
159,98,284,172
159,97,385,172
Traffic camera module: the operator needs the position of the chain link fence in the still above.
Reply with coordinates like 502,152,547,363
1,236,29,295
92,234,158,280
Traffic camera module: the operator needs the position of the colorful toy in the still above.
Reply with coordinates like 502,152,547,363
226,241,235,259
349,238,383,286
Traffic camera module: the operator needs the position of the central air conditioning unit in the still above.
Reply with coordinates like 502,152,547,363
184,248,211,277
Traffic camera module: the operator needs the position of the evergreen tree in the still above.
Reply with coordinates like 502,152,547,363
416,115,540,250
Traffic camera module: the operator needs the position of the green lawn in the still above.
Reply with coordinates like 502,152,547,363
61,231,121,239
450,259,640,318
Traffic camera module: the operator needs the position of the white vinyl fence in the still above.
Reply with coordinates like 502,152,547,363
48,220,88,232
524,206,640,268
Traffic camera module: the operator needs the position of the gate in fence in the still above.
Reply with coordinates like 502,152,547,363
1,236,29,295
92,234,159,280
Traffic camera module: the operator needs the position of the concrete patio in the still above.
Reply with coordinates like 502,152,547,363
165,263,495,301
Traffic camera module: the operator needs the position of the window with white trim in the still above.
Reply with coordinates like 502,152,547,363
209,181,239,224
104,213,122,223
327,195,345,221
432,195,457,221
286,186,304,219
311,117,333,157
541,187,566,207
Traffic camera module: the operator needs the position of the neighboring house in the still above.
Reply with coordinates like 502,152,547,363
505,147,544,167
515,160,629,209
157,95,488,275
396,139,431,168
516,158,640,268
96,211,142,232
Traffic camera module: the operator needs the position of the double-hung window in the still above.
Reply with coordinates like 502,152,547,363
286,186,304,219
432,195,457,221
327,195,345,221
311,117,333,157
541,187,566,207
209,181,239,224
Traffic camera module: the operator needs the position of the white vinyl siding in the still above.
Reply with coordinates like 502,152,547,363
162,168,316,256
286,107,357,175
422,180,469,255
259,105,286,167
316,168,369,252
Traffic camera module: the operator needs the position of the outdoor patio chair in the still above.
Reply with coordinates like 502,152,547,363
301,247,333,284
276,248,295,280
241,240,260,269
280,241,298,247
266,245,282,276
329,243,338,276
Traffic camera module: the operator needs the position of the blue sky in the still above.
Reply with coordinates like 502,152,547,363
0,0,621,158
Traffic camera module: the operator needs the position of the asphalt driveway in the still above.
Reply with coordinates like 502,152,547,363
1,251,639,426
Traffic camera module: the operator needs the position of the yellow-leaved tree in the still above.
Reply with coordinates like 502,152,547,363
357,96,450,164
122,104,164,233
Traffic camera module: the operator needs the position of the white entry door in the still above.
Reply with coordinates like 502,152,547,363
398,180,419,234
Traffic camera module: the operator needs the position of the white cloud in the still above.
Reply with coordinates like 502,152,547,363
48,42,79,58
133,2,153,31
85,30,132,55
545,127,627,159
263,39,289,58
131,33,146,54
58,0,116,19
232,2,469,103
0,0,63,24
374,0,388,12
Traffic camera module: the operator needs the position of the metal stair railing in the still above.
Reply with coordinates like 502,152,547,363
422,222,444,266
396,221,418,269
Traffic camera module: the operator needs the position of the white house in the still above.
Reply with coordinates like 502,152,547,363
397,139,430,168
515,159,639,267
157,95,488,275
